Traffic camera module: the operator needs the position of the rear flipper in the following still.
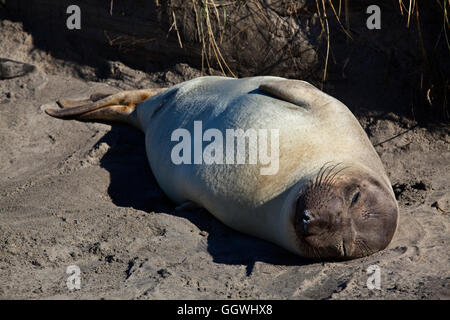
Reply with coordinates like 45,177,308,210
57,92,112,109
45,88,166,129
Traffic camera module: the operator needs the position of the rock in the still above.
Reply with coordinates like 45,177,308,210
0,58,36,79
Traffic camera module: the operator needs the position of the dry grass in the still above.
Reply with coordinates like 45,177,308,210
313,0,449,120
398,0,449,120
187,0,236,77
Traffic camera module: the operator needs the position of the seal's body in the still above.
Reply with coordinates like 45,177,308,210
46,76,399,260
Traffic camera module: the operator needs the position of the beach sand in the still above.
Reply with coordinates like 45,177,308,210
0,19,448,299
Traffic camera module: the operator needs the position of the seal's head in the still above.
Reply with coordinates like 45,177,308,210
294,164,398,260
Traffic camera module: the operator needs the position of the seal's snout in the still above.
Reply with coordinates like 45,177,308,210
294,166,399,260
298,195,343,238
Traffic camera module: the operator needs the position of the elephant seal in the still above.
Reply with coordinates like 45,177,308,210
46,76,398,260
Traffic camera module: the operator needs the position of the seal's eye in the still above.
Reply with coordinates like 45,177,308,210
351,191,360,206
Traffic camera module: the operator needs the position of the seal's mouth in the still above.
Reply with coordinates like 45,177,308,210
294,164,398,260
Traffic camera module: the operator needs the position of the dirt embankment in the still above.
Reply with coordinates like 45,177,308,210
2,0,448,121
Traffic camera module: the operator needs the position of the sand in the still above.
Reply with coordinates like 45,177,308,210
0,19,449,300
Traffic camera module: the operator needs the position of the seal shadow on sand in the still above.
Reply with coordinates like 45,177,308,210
95,125,313,276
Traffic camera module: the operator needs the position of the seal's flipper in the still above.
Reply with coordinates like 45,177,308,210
57,93,112,109
76,105,136,123
57,98,91,109
45,88,166,129
90,92,113,102
259,80,330,110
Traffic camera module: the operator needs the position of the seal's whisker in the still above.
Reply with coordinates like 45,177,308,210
322,163,343,185
306,163,344,201
354,242,363,256
325,165,350,186
311,162,334,191
312,246,322,259
323,231,337,243
314,162,330,188
320,163,337,184
362,240,372,254
355,238,372,256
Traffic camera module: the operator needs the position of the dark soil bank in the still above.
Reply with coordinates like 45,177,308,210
2,0,448,121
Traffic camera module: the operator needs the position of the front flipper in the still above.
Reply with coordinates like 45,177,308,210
259,80,332,110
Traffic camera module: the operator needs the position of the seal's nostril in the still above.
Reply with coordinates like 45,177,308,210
302,211,311,222
300,211,313,235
